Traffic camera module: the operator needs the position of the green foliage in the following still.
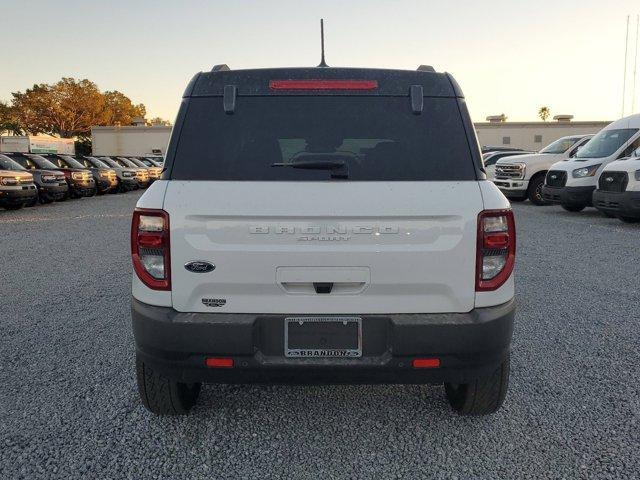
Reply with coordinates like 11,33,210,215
538,106,550,122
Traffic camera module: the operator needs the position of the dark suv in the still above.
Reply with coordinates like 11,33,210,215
124,157,162,183
97,157,144,191
1,153,68,203
103,157,150,188
47,155,118,195
8,153,96,198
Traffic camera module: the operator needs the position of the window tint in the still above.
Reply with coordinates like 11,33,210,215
0,155,27,171
25,154,59,169
171,96,476,181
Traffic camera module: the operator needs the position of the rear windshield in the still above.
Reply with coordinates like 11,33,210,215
170,96,476,181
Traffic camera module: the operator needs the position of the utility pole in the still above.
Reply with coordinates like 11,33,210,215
622,15,629,117
632,15,639,113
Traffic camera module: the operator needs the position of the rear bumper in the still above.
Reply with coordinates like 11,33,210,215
0,186,37,206
542,185,594,206
593,189,640,218
132,298,515,384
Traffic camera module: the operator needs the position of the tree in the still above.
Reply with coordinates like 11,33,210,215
12,78,106,138
102,91,146,126
9,78,147,139
538,106,550,122
0,101,23,135
148,117,172,126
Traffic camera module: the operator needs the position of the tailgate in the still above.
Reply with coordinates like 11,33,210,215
164,181,483,314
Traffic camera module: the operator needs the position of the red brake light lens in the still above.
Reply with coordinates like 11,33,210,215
412,358,441,369
269,80,378,91
131,208,170,290
476,209,516,292
205,357,234,368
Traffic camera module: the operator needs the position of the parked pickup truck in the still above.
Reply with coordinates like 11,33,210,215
493,135,593,205
131,64,516,417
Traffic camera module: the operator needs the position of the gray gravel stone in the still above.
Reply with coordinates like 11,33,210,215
0,194,638,479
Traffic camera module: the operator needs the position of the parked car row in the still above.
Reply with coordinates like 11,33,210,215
489,113,640,224
0,153,163,210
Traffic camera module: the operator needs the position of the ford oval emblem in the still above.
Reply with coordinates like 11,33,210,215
184,261,215,273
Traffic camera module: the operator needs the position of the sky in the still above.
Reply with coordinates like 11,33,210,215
2,0,639,123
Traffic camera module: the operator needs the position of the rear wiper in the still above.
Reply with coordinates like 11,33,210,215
271,157,349,178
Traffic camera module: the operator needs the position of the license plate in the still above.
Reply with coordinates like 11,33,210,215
284,317,362,358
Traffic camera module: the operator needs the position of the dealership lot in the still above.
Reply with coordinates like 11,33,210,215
1,193,639,479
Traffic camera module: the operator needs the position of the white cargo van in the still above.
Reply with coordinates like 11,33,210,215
593,144,640,222
130,65,516,416
543,115,640,211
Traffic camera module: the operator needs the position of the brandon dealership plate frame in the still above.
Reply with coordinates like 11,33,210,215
284,316,363,358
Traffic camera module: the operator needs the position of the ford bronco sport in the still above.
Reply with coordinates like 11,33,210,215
131,65,516,416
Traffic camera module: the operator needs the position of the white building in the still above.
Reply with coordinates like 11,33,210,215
91,125,172,157
475,115,610,151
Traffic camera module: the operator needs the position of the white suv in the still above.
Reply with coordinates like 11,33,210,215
130,65,516,416
543,114,640,212
493,135,593,205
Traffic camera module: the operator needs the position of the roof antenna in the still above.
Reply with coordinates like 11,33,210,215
318,19,328,67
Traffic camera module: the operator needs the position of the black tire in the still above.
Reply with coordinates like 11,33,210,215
600,210,615,218
26,196,38,207
4,204,23,210
527,174,548,205
509,197,526,203
619,216,640,224
445,355,510,415
561,204,585,212
136,355,201,415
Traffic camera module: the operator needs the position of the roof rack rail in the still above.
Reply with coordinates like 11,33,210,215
417,65,435,72
211,64,230,72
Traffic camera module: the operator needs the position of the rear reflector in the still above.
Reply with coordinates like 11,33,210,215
205,357,234,368
412,358,441,369
269,80,378,91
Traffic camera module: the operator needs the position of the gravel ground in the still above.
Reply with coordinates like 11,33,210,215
1,192,639,479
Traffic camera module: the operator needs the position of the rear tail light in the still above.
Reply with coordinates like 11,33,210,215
476,210,516,291
269,79,378,90
131,208,170,290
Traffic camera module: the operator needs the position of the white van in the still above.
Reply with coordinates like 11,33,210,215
593,144,640,222
494,135,592,205
542,114,640,212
